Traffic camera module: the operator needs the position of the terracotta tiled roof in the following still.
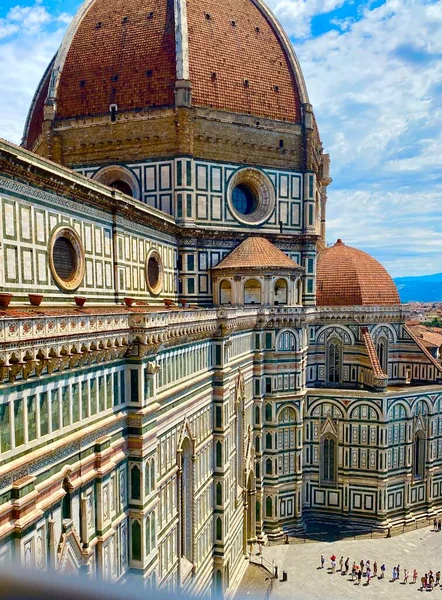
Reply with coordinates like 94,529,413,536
56,0,176,119
212,237,302,271
24,0,302,147
187,0,300,122
317,239,400,307
405,325,442,373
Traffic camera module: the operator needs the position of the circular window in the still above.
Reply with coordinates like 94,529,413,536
92,165,140,200
232,184,258,215
145,249,164,296
110,180,134,197
49,227,85,291
227,168,275,225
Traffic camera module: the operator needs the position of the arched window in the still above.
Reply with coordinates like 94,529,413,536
215,570,223,598
150,510,155,550
376,337,388,373
131,465,141,500
255,435,260,452
216,482,223,505
255,461,260,478
265,403,272,421
216,517,223,540
265,432,272,449
216,441,223,467
220,280,232,305
274,279,288,305
61,477,71,520
150,459,155,491
327,339,342,384
256,500,261,523
244,279,262,305
145,515,151,555
277,331,297,351
265,496,272,517
321,435,336,482
131,520,141,561
254,406,260,425
266,458,272,475
413,432,425,478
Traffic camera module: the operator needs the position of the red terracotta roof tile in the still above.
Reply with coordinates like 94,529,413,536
212,237,302,270
317,239,400,307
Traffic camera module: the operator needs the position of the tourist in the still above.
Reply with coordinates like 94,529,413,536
429,572,434,589
397,564,400,579
413,568,418,584
380,563,386,579
367,566,371,584
358,569,362,586
392,566,397,581
351,564,356,581
436,570,440,586
344,557,349,574
439,519,441,532
339,556,344,572
360,559,364,574
373,561,378,577
321,554,325,569
404,568,409,584
434,518,437,530
422,574,428,590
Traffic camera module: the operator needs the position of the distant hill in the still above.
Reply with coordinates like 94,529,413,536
394,273,442,302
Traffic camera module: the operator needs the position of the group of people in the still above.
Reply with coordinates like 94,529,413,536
433,519,442,532
320,554,441,590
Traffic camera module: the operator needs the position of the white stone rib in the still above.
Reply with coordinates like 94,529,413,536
174,0,190,81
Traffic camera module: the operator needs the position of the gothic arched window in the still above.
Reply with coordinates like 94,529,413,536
321,435,337,482
130,465,141,500
413,431,426,479
265,496,272,517
327,339,342,384
266,458,272,475
277,331,297,351
376,337,388,373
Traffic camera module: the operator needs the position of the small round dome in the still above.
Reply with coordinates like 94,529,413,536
316,239,400,306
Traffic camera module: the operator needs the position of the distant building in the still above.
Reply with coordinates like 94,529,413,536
0,0,442,597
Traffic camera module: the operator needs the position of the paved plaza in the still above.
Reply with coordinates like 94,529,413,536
242,526,442,599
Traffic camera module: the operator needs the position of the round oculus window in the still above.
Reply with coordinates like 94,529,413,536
49,227,85,291
227,168,276,225
232,184,258,215
145,249,164,296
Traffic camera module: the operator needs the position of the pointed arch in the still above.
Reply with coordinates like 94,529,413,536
326,337,342,384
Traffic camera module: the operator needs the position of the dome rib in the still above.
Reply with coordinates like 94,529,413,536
316,239,400,307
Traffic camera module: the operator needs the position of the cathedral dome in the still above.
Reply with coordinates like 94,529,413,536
316,239,400,307
23,0,309,150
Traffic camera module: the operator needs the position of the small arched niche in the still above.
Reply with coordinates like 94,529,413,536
274,278,288,305
220,280,232,305
244,279,262,305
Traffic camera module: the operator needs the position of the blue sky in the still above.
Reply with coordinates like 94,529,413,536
1,0,442,277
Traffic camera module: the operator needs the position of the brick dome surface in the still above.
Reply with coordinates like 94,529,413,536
24,0,304,149
316,240,400,307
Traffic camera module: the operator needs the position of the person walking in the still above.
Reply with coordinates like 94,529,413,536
434,518,437,530
438,519,441,532
373,561,378,577
429,572,434,590
360,559,365,574
358,569,362,586
393,566,397,581
321,554,325,569
351,564,356,581
421,575,427,590
397,564,400,580
367,566,371,585
344,557,349,574
413,568,418,584
436,570,440,586
404,569,409,584
339,556,344,572
380,563,386,579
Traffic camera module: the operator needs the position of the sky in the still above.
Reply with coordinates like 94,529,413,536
0,0,442,277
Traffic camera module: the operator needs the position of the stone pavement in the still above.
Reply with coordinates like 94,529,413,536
246,526,442,599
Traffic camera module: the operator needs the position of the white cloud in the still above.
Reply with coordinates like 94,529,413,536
288,0,442,276
0,3,68,144
267,0,347,38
